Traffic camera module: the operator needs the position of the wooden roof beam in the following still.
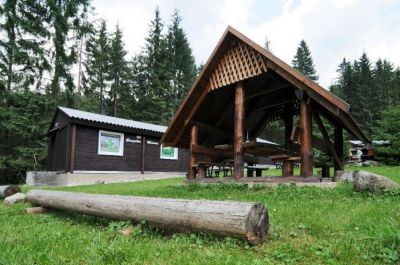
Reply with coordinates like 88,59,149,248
310,101,370,143
170,83,210,146
248,108,274,139
250,98,296,114
191,144,232,158
186,120,233,140
311,107,344,169
245,97,296,129
246,82,292,100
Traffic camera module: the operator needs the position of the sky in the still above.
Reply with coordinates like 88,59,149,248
93,0,400,87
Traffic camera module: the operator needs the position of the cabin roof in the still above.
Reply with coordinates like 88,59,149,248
58,107,167,133
161,26,370,148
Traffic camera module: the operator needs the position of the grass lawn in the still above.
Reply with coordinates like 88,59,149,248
1,166,399,264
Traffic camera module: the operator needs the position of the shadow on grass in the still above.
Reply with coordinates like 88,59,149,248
43,207,254,248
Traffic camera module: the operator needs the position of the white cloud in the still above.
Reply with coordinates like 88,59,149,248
92,0,400,87
235,0,400,86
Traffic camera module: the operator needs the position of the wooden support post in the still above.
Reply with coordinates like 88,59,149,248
69,124,77,173
282,109,294,176
300,98,313,177
247,164,254,177
198,166,206,179
321,165,330,178
312,110,344,171
189,125,199,179
141,136,146,174
234,82,245,179
334,127,344,173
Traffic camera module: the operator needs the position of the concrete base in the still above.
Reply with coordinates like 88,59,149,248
26,171,185,187
187,176,337,188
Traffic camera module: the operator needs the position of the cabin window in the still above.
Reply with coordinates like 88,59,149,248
160,145,178,160
98,130,124,156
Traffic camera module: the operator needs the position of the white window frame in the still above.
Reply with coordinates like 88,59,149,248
160,144,178,160
98,130,124,156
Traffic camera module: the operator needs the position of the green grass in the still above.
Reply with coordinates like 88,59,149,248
1,166,400,264
262,165,400,184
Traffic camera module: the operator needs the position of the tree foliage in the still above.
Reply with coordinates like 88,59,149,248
292,40,319,81
330,53,400,163
374,107,400,164
130,7,196,124
330,53,400,136
0,4,197,182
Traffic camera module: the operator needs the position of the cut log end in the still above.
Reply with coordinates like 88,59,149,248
245,203,268,245
0,185,21,198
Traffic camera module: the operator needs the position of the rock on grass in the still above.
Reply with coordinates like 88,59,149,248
354,170,400,193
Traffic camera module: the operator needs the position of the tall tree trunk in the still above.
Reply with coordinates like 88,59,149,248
112,76,118,116
77,37,84,96
51,53,61,96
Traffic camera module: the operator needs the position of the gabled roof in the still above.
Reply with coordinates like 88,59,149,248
58,107,167,133
161,26,369,147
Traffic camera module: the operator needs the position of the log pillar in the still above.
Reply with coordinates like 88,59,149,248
189,125,199,179
334,127,344,173
282,110,294,176
300,98,313,177
234,82,245,179
247,163,254,177
198,166,206,179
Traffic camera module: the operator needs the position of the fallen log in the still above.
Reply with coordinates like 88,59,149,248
26,190,268,244
0,185,21,199
25,206,49,215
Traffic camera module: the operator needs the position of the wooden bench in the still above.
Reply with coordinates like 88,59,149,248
195,160,233,178
246,165,270,177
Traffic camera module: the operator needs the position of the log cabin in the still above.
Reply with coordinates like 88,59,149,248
31,107,188,186
161,26,370,182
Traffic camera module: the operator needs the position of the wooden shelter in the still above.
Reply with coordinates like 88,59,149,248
47,107,188,174
161,26,370,180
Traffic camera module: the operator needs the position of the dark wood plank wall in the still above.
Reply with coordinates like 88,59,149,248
73,125,188,172
47,111,70,171
144,137,189,172
74,125,142,171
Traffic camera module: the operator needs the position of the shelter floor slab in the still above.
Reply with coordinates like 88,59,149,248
187,176,337,188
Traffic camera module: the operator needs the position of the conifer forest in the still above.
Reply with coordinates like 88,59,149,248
0,1,399,182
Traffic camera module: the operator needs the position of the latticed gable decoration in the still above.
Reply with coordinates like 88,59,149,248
208,41,268,91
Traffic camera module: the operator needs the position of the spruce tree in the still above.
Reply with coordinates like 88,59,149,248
83,20,110,114
292,40,319,81
352,53,373,134
264,35,272,51
46,0,90,97
375,106,400,164
165,9,197,119
108,25,129,117
373,59,394,107
0,0,50,91
132,7,170,124
392,68,400,106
